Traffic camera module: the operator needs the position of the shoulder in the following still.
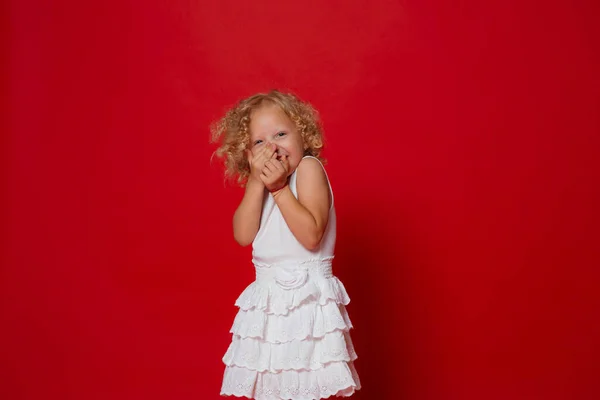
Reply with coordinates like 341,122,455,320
294,156,332,209
296,156,327,182
297,156,325,171
295,156,330,201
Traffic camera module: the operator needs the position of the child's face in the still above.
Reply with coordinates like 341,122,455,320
248,104,305,175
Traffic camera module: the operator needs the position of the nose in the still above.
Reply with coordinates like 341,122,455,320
266,141,279,152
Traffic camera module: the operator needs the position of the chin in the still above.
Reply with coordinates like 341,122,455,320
288,161,300,174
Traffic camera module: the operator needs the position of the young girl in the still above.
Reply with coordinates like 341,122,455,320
211,90,360,399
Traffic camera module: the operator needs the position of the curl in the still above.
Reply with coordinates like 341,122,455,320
210,90,325,186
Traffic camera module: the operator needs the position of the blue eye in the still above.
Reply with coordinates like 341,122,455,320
253,140,263,146
276,131,286,137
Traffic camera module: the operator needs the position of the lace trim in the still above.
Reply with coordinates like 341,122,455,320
221,362,361,399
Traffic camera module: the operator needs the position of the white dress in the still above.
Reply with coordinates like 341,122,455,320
221,156,360,399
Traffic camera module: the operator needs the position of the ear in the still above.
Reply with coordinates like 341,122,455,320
246,149,253,163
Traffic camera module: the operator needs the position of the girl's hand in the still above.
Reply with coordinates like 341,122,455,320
247,143,276,183
260,154,290,193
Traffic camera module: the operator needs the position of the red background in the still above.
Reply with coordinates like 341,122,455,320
3,1,600,399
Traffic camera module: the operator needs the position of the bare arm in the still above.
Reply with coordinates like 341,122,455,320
232,178,265,246
271,157,330,250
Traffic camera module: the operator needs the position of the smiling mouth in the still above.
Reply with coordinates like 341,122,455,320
276,150,288,160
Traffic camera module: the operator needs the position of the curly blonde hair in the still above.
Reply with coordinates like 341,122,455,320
210,90,325,186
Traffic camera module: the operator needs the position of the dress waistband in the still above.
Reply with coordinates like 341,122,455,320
252,257,334,290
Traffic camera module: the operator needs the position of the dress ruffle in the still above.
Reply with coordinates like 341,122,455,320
235,276,351,316
230,301,353,343
221,362,361,400
223,330,357,373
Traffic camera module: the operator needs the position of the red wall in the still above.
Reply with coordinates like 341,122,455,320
3,1,599,399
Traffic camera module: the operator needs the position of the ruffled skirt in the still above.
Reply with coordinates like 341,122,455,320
220,259,360,399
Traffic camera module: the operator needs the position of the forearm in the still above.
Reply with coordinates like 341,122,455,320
233,179,265,246
272,186,323,250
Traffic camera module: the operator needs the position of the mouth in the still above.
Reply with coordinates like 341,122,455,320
276,151,288,161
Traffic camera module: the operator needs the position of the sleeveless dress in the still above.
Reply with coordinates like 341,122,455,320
220,156,360,399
